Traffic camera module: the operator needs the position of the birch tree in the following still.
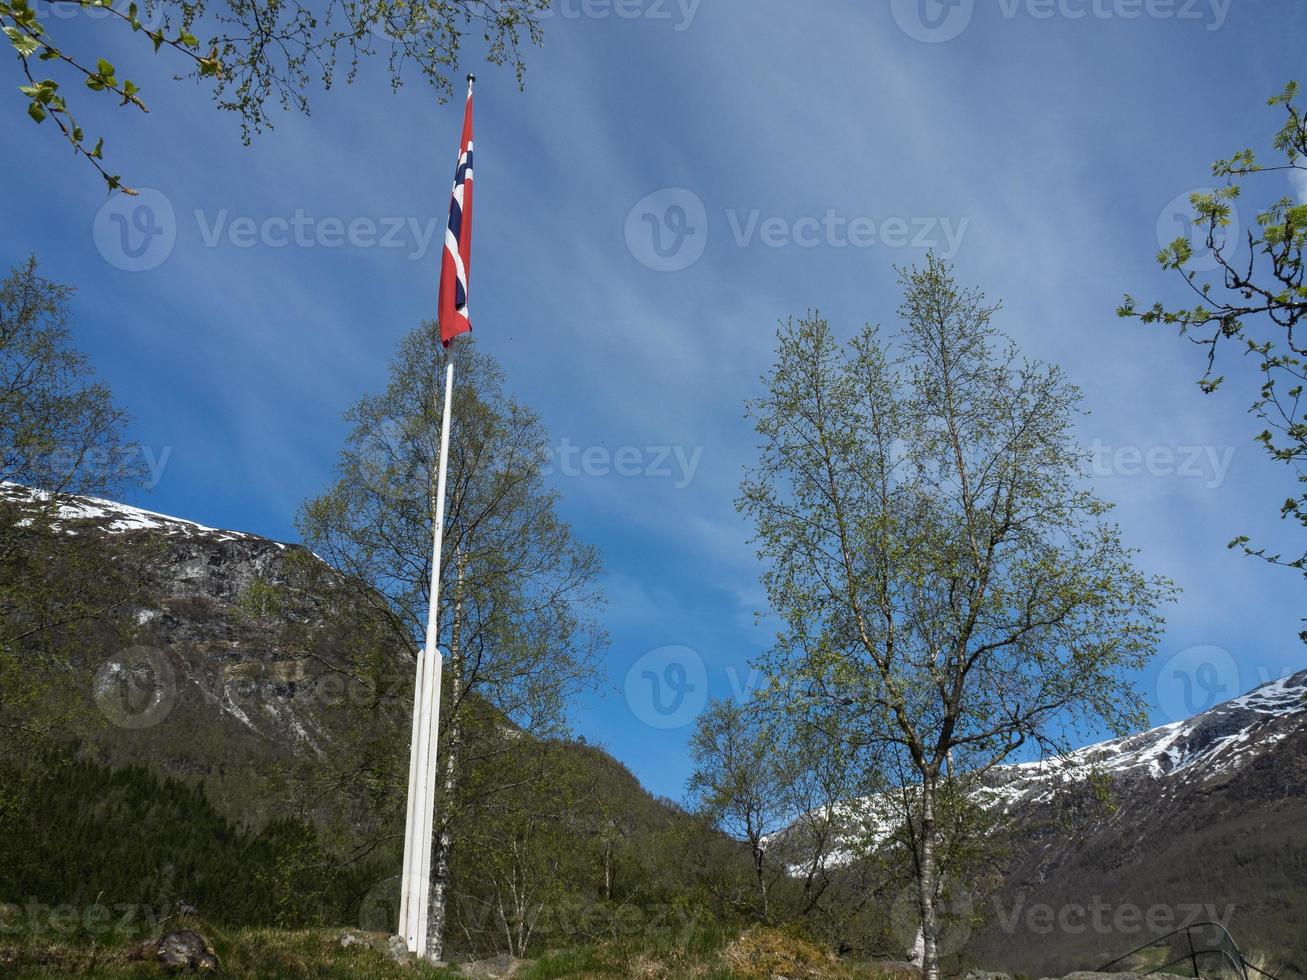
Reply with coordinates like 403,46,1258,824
738,257,1175,980
687,698,793,924
1,257,147,745
298,325,605,960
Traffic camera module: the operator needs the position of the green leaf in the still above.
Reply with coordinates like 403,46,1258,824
27,101,45,123
96,57,114,76
4,25,40,57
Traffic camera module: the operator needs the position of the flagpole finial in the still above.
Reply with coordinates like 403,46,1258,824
467,73,476,84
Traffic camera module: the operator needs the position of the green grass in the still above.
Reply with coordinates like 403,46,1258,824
0,920,925,979
0,920,461,979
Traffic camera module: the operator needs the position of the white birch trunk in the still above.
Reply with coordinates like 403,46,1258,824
425,552,465,961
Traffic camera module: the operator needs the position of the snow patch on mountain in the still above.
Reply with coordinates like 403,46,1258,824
2,481,263,543
983,667,1307,810
776,667,1307,869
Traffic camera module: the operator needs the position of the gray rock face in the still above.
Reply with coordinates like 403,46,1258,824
386,934,412,963
4,483,406,831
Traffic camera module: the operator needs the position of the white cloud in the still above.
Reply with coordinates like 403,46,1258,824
1290,161,1307,203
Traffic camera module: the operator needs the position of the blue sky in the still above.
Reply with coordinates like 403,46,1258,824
3,0,1305,799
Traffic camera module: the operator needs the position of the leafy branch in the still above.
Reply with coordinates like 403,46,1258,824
4,0,217,192
5,0,544,194
1119,81,1307,600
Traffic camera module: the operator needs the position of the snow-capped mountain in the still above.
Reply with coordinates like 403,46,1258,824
3,482,374,824
1,480,267,543
983,668,1307,812
971,671,1307,976
780,661,1307,861
768,642,1307,975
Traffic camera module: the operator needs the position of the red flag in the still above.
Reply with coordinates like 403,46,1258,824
438,77,474,346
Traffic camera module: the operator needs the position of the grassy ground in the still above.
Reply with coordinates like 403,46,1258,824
0,921,920,979
0,921,458,979
515,925,920,980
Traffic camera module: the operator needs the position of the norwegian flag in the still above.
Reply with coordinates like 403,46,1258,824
438,76,475,346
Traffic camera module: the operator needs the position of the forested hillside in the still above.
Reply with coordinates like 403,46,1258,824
0,483,751,960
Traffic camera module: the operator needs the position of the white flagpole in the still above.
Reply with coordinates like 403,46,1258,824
399,70,473,958
400,356,455,955
396,600,426,938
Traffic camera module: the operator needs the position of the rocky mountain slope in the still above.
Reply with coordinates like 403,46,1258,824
0,484,675,836
969,669,1307,977
3,480,381,826
854,670,1307,976
765,636,1307,975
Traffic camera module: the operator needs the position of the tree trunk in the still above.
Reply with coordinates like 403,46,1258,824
426,553,465,961
916,776,941,980
603,838,614,901
750,837,770,923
